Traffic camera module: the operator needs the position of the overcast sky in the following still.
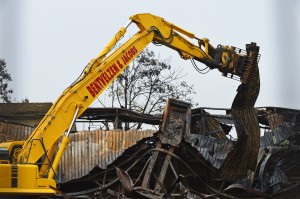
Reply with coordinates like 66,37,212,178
1,0,299,109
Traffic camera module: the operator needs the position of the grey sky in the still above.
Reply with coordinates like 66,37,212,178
1,0,299,109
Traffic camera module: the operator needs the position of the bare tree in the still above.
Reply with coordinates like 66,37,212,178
0,59,13,103
104,48,197,130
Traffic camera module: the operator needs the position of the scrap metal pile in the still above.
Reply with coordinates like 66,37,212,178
54,42,300,198
57,103,300,199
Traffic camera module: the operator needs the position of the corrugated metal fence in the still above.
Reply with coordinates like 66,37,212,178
0,121,33,142
0,122,155,182
58,129,155,182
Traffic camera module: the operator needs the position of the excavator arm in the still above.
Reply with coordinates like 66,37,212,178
0,13,254,196
19,13,246,165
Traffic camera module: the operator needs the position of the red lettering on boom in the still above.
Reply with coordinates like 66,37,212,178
95,77,103,89
111,63,118,74
111,66,116,76
128,51,132,58
113,63,120,73
86,45,138,98
92,80,101,93
99,74,107,86
87,86,96,97
107,68,113,79
122,55,128,65
103,72,109,83
133,46,138,54
90,83,97,95
117,60,123,69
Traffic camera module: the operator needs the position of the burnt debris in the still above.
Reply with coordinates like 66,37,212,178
56,102,300,199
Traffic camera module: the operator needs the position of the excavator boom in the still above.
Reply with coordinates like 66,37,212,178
0,13,254,196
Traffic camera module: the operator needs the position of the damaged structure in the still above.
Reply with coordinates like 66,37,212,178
53,103,300,199
0,13,298,198
55,43,300,198
1,43,299,198
1,103,300,198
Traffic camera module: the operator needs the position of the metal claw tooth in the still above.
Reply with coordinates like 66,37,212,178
241,51,259,84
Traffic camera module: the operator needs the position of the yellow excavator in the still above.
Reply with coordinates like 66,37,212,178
0,13,256,197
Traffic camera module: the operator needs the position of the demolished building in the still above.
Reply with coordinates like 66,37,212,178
55,101,300,199
1,102,300,198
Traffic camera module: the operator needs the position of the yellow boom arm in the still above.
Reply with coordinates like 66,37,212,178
0,13,250,196
19,13,243,165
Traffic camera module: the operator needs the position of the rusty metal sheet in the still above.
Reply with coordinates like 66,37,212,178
58,129,155,182
192,108,228,138
269,160,288,186
261,123,297,147
260,131,273,147
258,147,294,192
267,113,285,131
273,122,296,144
221,43,261,180
185,134,234,169
159,98,191,147
0,121,33,142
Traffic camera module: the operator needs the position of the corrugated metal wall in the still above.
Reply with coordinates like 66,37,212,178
0,121,155,183
0,121,33,142
58,129,155,182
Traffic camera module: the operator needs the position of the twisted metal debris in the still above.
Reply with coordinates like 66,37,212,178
56,102,300,199
2,104,300,198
